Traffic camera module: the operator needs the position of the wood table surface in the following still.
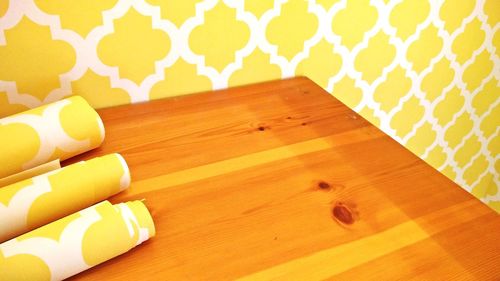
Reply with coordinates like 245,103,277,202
69,77,500,280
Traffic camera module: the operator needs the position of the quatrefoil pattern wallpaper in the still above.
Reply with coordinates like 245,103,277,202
0,0,499,210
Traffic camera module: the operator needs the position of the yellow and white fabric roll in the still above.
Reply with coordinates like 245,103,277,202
0,200,155,281
0,96,105,179
0,154,130,242
0,160,61,188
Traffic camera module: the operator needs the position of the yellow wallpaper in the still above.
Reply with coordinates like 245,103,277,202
0,0,499,210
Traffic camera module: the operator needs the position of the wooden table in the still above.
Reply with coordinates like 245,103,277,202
70,77,500,280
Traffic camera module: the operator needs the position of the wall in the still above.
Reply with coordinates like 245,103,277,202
0,0,499,211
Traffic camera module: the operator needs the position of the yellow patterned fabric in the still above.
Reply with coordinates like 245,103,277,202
0,159,60,188
0,200,155,281
0,1,498,210
0,96,104,179
0,154,130,243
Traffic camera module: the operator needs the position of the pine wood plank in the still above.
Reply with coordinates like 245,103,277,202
69,77,500,281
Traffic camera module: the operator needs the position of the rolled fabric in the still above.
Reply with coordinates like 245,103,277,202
0,159,61,188
0,200,155,281
0,96,105,179
0,153,130,242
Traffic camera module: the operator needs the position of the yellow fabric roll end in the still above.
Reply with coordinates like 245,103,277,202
0,200,155,281
122,200,156,238
0,96,105,179
58,96,105,150
87,153,131,200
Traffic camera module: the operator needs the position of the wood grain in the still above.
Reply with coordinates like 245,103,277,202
68,77,500,280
